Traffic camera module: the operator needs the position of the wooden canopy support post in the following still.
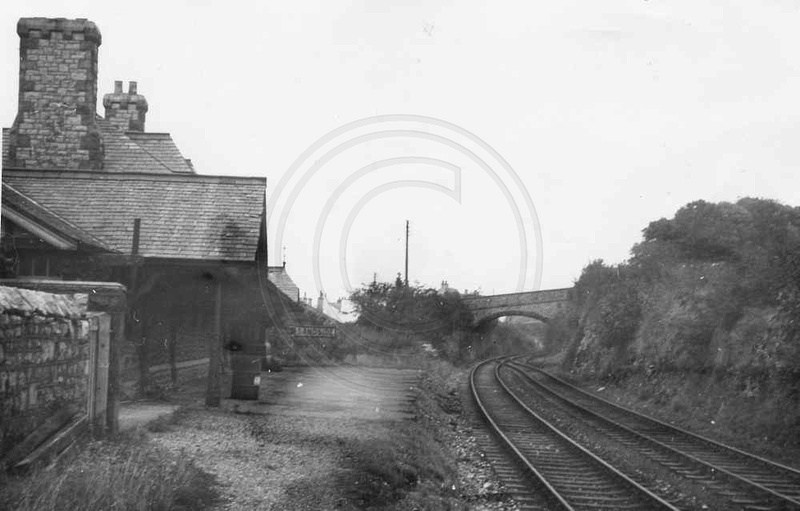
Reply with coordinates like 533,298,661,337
169,324,178,386
206,277,223,407
127,218,152,396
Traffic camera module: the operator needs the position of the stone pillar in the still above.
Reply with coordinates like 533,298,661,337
7,18,104,170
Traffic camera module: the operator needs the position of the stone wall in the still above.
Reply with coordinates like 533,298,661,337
0,279,126,433
461,288,572,325
0,276,209,400
7,17,103,170
0,286,89,457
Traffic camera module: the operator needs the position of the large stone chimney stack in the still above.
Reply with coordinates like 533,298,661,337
103,80,148,132
7,18,104,170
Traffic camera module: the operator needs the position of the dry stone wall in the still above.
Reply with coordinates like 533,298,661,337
0,285,89,456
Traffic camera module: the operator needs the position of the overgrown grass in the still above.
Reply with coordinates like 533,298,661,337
0,436,219,511
326,329,467,509
343,432,458,508
337,376,464,510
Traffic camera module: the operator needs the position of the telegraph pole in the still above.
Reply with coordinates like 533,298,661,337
404,220,409,286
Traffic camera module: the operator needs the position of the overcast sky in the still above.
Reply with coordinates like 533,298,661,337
2,1,800,302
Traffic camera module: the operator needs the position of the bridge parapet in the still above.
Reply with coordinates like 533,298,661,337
461,287,571,326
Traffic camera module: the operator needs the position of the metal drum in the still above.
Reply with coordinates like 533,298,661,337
230,342,265,400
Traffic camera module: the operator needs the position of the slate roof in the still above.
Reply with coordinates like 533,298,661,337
2,183,110,250
3,122,195,174
267,266,300,302
124,132,194,173
2,129,8,168
96,121,171,174
2,170,267,262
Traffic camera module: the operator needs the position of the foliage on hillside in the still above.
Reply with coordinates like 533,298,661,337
550,198,800,377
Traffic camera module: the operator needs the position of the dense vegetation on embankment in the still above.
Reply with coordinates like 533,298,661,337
545,197,800,459
346,275,545,364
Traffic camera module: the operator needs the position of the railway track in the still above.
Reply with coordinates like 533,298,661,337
470,357,680,510
503,359,800,510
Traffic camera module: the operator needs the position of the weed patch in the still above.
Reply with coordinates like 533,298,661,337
0,437,220,511
339,420,460,509
332,353,465,509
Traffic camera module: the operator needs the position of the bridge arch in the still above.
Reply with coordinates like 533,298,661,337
472,310,550,330
460,288,570,330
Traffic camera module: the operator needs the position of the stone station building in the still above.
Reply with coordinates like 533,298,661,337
0,17,309,404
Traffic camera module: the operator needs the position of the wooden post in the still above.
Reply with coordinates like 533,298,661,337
169,324,178,386
129,218,149,397
206,278,223,407
86,316,98,429
107,310,123,433
94,314,110,432
137,310,149,396
85,314,109,434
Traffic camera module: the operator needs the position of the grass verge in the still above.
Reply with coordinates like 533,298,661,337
341,430,459,509
0,435,219,511
338,355,467,509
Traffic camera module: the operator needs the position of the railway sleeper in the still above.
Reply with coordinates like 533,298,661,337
546,483,609,492
566,495,644,506
535,470,606,480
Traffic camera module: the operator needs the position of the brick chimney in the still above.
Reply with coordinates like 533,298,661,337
103,80,148,131
7,18,104,170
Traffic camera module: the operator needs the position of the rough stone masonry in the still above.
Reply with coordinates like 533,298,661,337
0,286,90,457
7,18,103,170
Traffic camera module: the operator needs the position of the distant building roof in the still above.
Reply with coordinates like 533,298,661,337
320,298,357,323
2,170,266,262
267,265,300,302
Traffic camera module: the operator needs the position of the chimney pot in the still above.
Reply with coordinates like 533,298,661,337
103,79,148,132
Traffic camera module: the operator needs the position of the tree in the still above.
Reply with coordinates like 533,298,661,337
349,279,472,337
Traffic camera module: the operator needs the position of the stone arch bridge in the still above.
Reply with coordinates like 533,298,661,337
460,288,571,327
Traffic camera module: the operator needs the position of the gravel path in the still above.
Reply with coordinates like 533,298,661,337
146,366,518,510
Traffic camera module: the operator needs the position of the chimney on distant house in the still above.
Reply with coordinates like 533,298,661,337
317,291,325,312
7,18,104,170
103,80,148,131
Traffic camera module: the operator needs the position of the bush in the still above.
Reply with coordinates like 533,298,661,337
349,278,473,337
566,197,800,375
